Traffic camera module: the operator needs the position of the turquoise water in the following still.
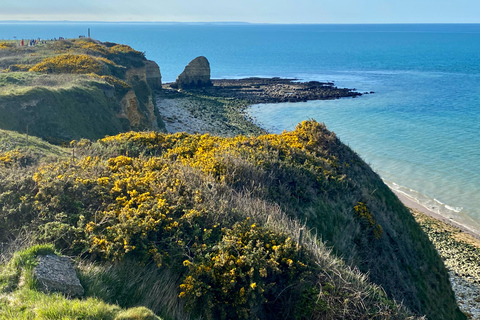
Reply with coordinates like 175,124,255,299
1,23,479,231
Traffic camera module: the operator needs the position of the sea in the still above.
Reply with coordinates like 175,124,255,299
1,22,479,233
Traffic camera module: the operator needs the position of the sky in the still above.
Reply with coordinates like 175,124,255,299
0,0,479,24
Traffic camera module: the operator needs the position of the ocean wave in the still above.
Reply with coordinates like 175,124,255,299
445,205,464,213
383,179,480,234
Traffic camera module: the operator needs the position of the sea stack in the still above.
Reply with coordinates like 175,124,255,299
173,56,212,89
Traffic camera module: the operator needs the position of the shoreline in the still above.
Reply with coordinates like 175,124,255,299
393,189,480,242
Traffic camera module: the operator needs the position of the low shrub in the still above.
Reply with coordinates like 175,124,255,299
3,64,32,72
29,54,102,74
0,42,15,50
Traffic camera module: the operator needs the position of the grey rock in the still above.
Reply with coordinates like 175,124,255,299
173,56,212,89
145,60,162,90
34,255,84,297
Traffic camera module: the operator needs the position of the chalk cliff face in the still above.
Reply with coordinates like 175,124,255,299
172,56,212,89
120,62,162,131
145,60,162,90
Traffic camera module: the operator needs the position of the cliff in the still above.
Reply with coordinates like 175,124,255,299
0,39,165,143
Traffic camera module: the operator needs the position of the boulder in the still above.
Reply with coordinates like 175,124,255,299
145,60,162,90
34,255,84,297
173,56,212,89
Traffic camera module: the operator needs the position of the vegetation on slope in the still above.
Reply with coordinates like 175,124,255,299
0,39,164,144
0,120,465,319
0,244,161,320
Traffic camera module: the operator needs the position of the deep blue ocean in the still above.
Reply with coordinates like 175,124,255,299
1,22,479,232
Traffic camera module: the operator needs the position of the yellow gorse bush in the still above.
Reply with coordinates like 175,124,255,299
180,220,309,320
29,54,102,74
354,202,383,239
98,120,342,183
4,64,32,72
109,44,142,55
75,40,110,55
0,150,35,167
0,42,15,50
32,151,313,319
0,150,20,166
33,155,202,263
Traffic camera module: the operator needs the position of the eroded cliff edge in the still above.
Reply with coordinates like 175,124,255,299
0,39,164,143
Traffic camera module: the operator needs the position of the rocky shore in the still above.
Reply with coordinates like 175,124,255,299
166,77,364,103
410,207,480,319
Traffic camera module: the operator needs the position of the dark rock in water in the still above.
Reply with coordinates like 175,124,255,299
172,56,212,89
34,255,84,297
172,77,362,103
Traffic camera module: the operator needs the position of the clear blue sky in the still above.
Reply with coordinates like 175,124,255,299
1,0,478,24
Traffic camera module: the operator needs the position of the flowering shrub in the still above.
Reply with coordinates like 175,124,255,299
29,152,314,319
3,64,32,72
29,54,102,74
109,44,142,55
180,220,310,319
0,150,36,167
0,42,15,50
1,120,422,319
96,121,342,184
354,202,383,239
75,40,110,56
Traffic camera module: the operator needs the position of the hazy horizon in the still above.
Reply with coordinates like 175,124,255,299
1,0,478,24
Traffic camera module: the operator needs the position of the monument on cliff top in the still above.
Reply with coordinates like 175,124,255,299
172,56,212,89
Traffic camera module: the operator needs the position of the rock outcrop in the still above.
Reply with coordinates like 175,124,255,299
172,56,212,89
145,60,162,90
34,255,84,297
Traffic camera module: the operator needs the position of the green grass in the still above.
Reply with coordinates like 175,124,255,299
77,259,187,320
0,128,69,156
0,245,162,320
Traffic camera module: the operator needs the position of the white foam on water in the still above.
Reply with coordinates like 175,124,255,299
384,179,480,235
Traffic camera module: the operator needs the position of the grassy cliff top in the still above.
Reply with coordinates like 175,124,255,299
0,38,164,143
0,37,146,97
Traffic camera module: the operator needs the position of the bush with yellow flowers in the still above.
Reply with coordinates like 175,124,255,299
0,150,37,168
26,151,317,319
0,42,15,50
75,40,110,56
29,54,102,74
3,64,32,72
354,202,383,239
180,220,311,320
